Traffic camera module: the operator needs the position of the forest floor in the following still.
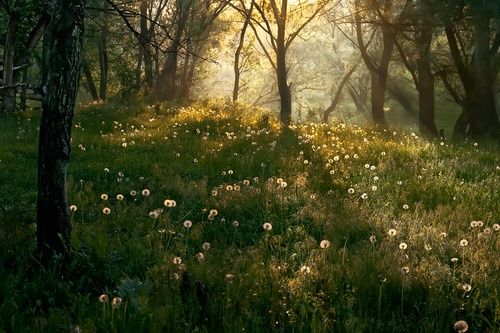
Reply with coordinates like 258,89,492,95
0,100,499,332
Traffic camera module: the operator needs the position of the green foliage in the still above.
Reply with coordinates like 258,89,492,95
0,101,499,332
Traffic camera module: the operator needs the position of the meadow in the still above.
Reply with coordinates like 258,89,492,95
0,101,499,332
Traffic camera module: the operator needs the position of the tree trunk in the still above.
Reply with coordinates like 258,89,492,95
98,19,108,100
322,62,358,123
469,3,500,136
416,28,438,136
19,67,28,112
82,57,99,100
2,9,20,113
156,2,190,101
370,27,394,127
233,3,252,102
37,0,84,261
140,0,154,88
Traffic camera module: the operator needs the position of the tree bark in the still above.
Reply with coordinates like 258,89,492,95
322,62,359,123
469,2,500,136
233,2,252,102
37,0,84,261
140,0,154,88
416,27,438,136
156,1,191,101
2,7,20,113
82,57,99,100
98,19,109,100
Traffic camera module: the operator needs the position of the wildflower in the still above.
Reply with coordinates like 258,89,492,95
364,164,370,169
243,179,250,186
280,181,287,188
225,273,234,283
440,232,448,238
112,297,122,309
100,193,108,201
233,220,239,227
104,168,110,173
348,188,355,194
462,284,472,292
263,222,273,231
149,210,160,219
164,199,177,208
369,235,377,244
98,294,108,303
476,220,483,227
202,242,211,250
403,204,409,210
451,257,458,263
142,189,150,197
69,205,78,212
183,220,192,229
388,229,397,237
196,252,205,262
211,189,218,196
399,242,408,250
360,193,368,200
424,244,432,251
459,239,468,247
453,320,468,333
102,207,111,215
173,257,182,265
116,194,124,201
493,223,500,231
300,265,311,274
320,240,331,249
373,176,379,181
228,170,234,175
371,185,378,191
209,209,218,216
483,227,491,235
234,185,241,191
401,266,410,274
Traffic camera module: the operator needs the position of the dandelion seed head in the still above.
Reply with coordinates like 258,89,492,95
453,320,468,333
320,240,331,249
112,297,122,309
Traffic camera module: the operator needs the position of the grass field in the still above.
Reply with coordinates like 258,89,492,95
0,100,499,332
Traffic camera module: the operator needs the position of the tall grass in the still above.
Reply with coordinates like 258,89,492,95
0,100,498,332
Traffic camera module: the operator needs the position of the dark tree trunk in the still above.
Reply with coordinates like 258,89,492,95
469,3,500,136
2,8,20,113
37,0,84,261
322,62,358,123
140,0,153,88
370,27,394,127
233,3,252,102
276,46,291,125
19,67,28,112
82,57,99,100
156,2,190,101
98,20,109,100
416,27,438,136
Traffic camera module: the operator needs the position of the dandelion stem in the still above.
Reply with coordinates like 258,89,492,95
378,284,383,320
